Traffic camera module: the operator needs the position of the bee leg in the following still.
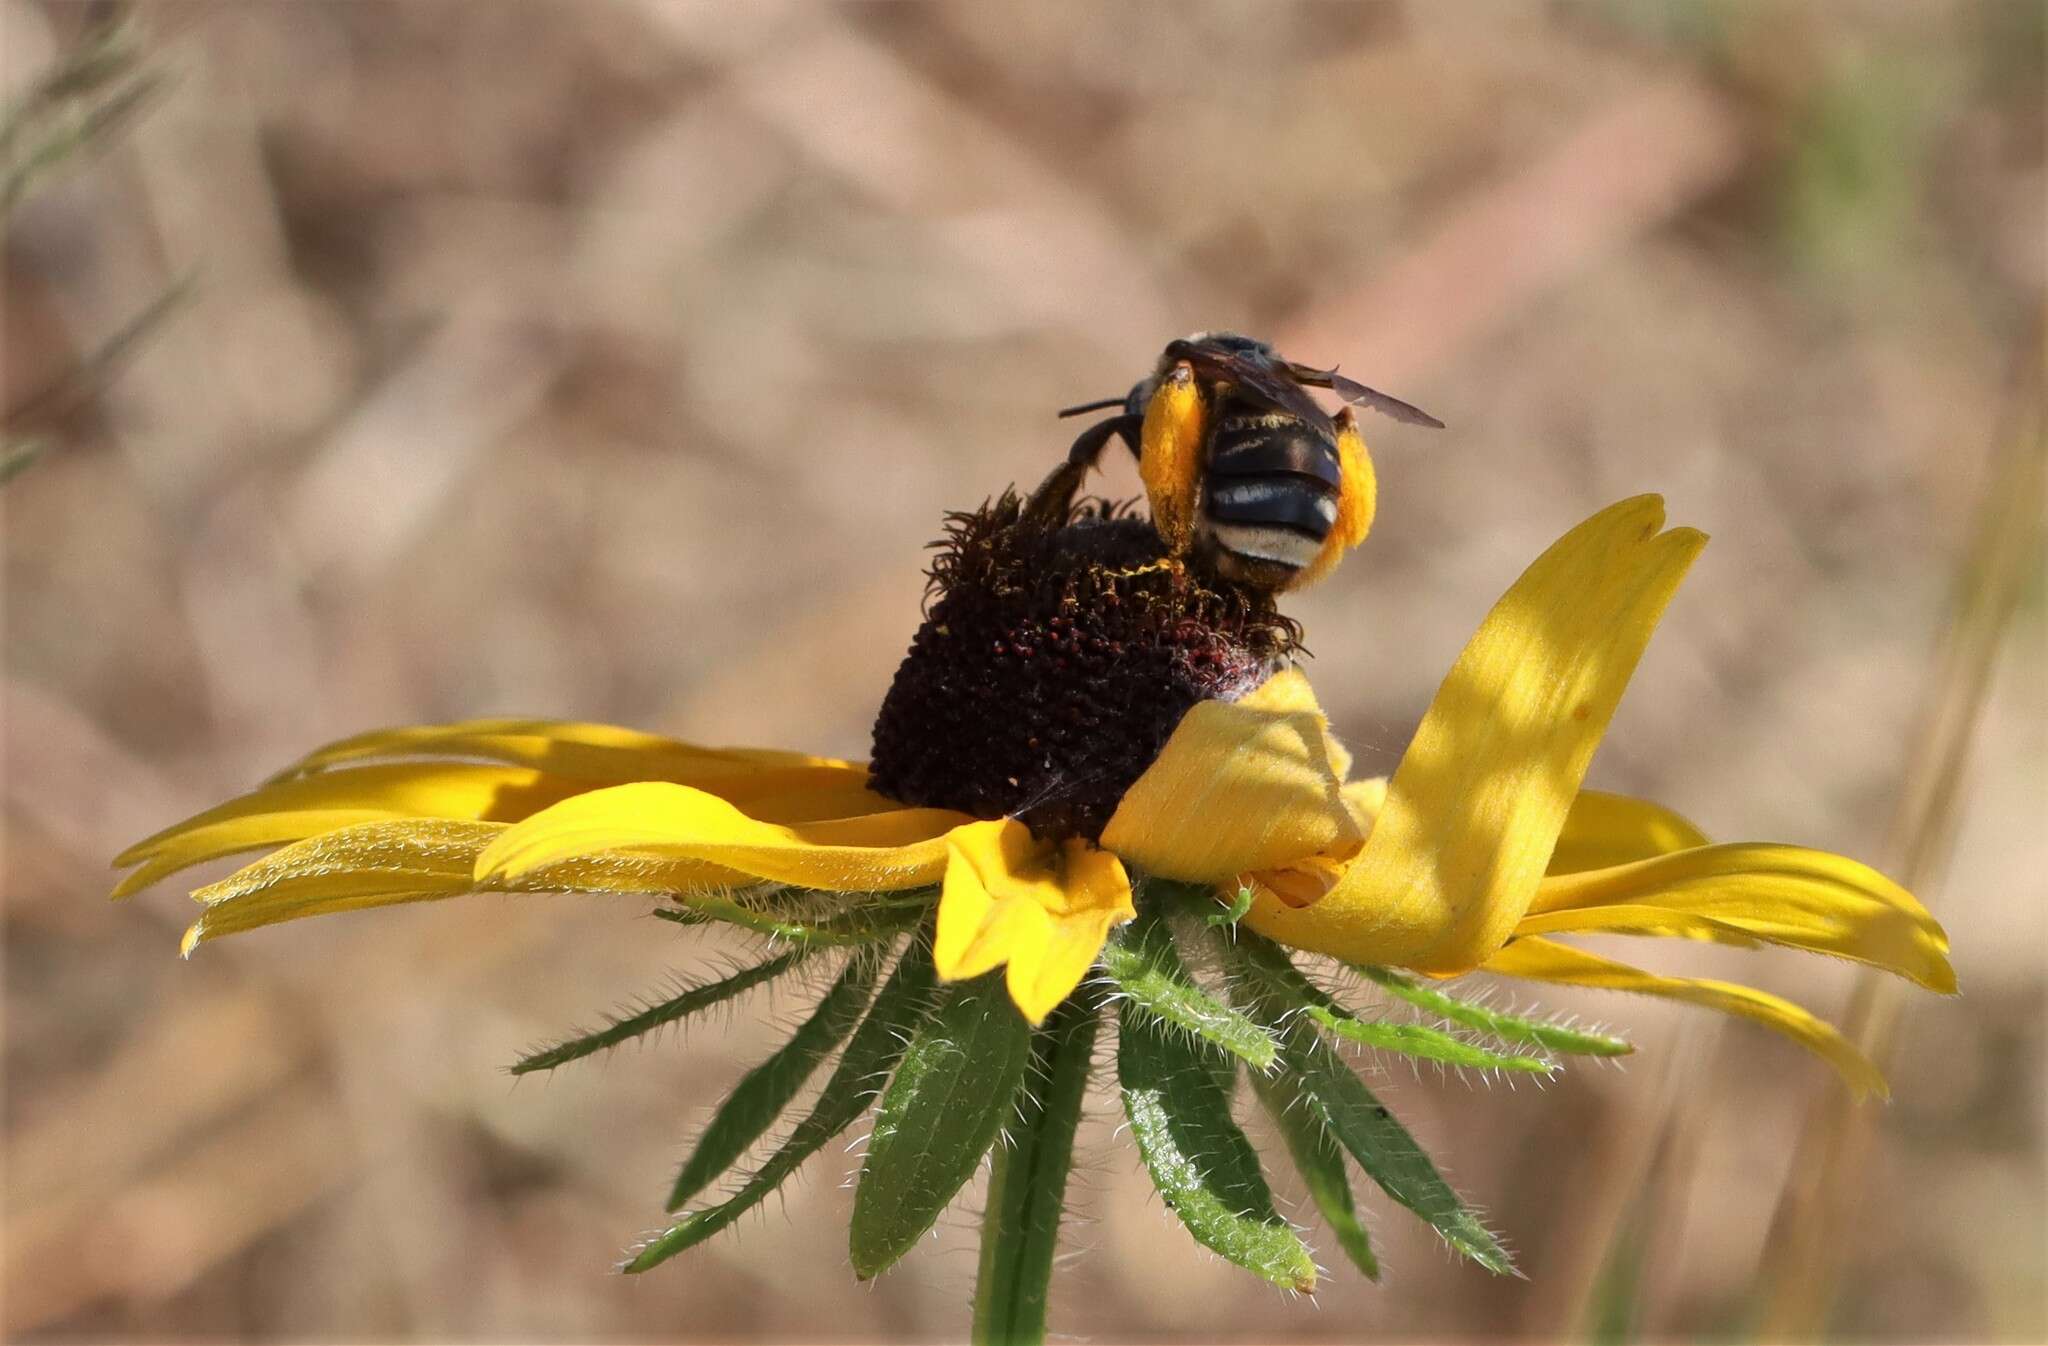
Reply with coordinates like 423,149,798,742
1023,413,1143,528
1138,362,1206,555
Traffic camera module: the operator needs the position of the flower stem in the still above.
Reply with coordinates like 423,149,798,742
971,981,1102,1346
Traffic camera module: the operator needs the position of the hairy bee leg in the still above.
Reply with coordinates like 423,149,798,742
1023,413,1143,528
1138,362,1207,555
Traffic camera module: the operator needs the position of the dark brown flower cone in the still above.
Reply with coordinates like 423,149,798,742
868,493,1299,844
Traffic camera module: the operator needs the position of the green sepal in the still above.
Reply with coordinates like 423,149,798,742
666,953,881,1209
1116,1003,1316,1291
512,950,806,1075
624,937,937,1273
973,984,1103,1346
1231,974,1516,1276
653,891,924,949
1355,965,1634,1058
851,969,1037,1279
1248,1065,1379,1281
1099,900,1279,1072
1235,938,1556,1075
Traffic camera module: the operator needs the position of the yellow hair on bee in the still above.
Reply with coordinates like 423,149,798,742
1139,362,1207,554
1288,408,1376,591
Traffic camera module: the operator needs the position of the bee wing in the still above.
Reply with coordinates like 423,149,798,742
1164,338,1335,432
1290,363,1445,429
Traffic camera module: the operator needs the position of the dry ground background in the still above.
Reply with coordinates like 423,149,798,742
3,1,2043,1341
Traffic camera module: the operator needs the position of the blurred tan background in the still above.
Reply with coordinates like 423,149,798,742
3,1,2042,1341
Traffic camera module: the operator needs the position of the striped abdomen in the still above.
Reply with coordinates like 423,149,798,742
1199,408,1342,580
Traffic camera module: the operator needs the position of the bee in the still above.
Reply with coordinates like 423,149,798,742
1027,332,1441,591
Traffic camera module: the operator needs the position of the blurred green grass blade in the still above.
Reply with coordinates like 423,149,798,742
1357,965,1633,1057
1116,1003,1316,1291
1235,938,1555,1074
0,438,50,485
665,954,881,1210
653,893,922,949
1276,1019,1516,1276
2,277,194,485
1099,901,1278,1072
512,951,805,1075
625,938,937,1274
973,983,1103,1346
2,18,165,217
851,968,1035,1279
1248,1065,1378,1281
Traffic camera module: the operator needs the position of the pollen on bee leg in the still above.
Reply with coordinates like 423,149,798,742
867,491,1299,845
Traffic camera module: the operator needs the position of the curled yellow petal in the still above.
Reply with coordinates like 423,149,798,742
1245,495,1706,971
181,819,503,953
1103,668,1361,883
474,782,968,892
1481,936,1887,1098
1517,844,1955,993
936,820,1134,1024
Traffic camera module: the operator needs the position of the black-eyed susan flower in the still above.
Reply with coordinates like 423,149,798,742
116,409,1953,1341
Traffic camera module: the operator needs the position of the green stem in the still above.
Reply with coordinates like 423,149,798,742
971,981,1102,1346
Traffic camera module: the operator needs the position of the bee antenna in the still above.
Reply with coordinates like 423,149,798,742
1056,396,1127,419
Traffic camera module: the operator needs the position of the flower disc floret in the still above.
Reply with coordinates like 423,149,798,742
868,493,1298,843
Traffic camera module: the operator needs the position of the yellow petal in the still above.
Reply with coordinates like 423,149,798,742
1341,776,1390,827
508,854,757,897
271,719,857,782
1103,668,1362,882
1245,496,1706,971
936,820,1060,980
1243,665,1353,779
474,782,968,892
1517,844,1955,992
721,779,908,824
936,822,1134,1024
181,819,502,953
1480,936,1887,1098
113,765,588,899
266,722,882,818
1542,791,1710,874
1012,842,1135,1023
1341,778,1707,876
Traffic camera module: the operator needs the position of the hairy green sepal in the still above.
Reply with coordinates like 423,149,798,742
1220,943,1515,1277
512,950,806,1075
1116,1003,1316,1291
851,969,1036,1278
654,891,924,948
1234,938,1556,1075
1099,901,1278,1071
1356,965,1633,1057
625,938,936,1273
1247,1066,1379,1281
666,954,881,1209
